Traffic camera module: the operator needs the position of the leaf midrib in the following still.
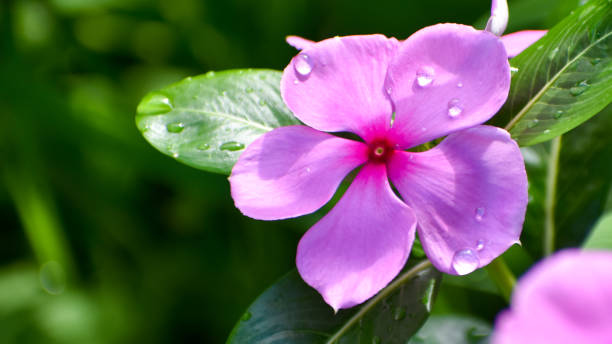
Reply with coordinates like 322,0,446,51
504,29,612,132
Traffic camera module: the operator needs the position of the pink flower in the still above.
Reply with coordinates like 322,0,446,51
229,22,528,311
493,249,612,344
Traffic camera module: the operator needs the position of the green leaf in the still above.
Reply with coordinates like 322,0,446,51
135,69,300,174
583,212,612,249
497,0,612,146
520,104,612,258
407,315,491,344
227,260,441,344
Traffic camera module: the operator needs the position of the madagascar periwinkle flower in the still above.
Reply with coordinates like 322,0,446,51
493,249,612,344
229,5,530,311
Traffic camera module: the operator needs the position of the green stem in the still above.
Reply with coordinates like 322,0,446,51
544,136,562,256
485,257,516,302
325,260,432,344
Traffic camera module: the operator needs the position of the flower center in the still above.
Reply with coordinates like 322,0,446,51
368,140,394,164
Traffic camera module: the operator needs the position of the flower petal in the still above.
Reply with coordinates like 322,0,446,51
281,35,399,142
385,24,510,148
230,126,368,220
501,30,548,58
296,163,417,311
493,249,612,344
286,35,315,50
387,126,527,275
485,0,509,37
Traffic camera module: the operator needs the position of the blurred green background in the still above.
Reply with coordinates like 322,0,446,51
0,0,576,343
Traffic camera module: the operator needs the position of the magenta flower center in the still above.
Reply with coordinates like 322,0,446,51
368,140,395,164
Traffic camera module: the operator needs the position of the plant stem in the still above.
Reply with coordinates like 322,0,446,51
485,257,516,302
544,136,562,256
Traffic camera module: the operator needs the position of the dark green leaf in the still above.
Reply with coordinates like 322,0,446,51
582,211,612,249
135,69,300,174
407,315,491,344
495,0,612,146
520,104,612,258
226,260,441,344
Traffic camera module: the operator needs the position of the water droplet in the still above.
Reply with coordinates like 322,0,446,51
184,76,192,82
40,261,66,295
451,249,480,275
408,154,414,161
510,66,519,75
137,93,173,116
591,57,602,65
548,47,559,60
219,141,245,151
172,152,179,158
447,98,463,118
476,239,485,251
294,53,313,77
166,122,185,133
372,336,381,344
475,207,485,221
197,143,210,151
293,79,299,85
527,119,539,128
246,87,254,93
570,80,589,96
457,82,464,88
206,71,216,77
241,312,252,321
544,129,551,134
554,110,563,119
385,86,393,95
416,66,435,87
421,127,427,132
393,306,406,321
222,90,228,96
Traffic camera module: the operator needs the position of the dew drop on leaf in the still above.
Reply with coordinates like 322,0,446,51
451,249,479,275
138,93,173,116
219,141,245,151
393,306,406,321
570,80,589,96
166,122,185,133
554,110,563,119
197,143,210,151
527,119,539,128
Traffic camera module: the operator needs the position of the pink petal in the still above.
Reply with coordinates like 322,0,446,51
296,163,417,311
387,126,527,275
286,35,315,50
385,24,510,148
230,125,368,220
493,249,612,344
501,30,548,58
281,35,399,142
485,0,509,37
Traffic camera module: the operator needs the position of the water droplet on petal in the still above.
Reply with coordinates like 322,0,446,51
447,98,463,118
457,82,464,88
294,53,313,77
293,79,299,85
452,249,480,275
476,240,485,251
385,86,393,95
393,306,406,321
219,141,245,151
475,207,485,221
416,66,435,87
166,122,185,133
554,110,563,119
